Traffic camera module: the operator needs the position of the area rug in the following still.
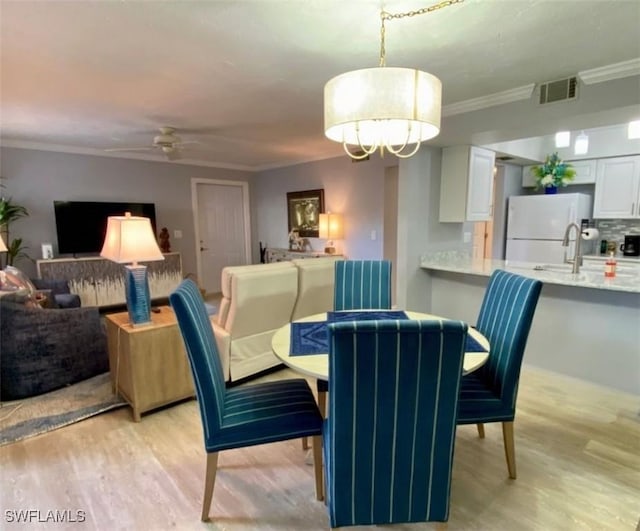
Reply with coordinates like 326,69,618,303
0,372,126,447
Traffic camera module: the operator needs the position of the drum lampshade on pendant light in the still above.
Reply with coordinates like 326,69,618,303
324,0,464,160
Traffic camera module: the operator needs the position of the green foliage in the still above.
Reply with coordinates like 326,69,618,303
5,237,29,266
0,185,30,267
531,152,576,189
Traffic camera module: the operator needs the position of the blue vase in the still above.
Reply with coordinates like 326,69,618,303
544,186,558,195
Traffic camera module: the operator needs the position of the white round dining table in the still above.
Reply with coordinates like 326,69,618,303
271,310,490,381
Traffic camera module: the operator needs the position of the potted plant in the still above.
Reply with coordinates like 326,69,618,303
531,152,576,194
0,186,29,267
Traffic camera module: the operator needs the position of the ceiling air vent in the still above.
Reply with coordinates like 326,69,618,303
539,76,578,104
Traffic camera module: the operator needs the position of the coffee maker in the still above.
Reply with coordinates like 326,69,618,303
621,235,640,256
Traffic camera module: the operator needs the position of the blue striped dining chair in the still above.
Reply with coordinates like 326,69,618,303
313,259,393,417
457,270,543,479
333,259,392,311
169,280,324,521
324,319,469,528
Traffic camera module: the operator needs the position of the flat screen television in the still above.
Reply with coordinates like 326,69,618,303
54,201,157,255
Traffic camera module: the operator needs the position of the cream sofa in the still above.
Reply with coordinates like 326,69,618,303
212,257,343,382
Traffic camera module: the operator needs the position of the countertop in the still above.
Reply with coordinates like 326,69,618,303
420,252,640,294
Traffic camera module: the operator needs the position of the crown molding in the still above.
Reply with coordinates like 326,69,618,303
578,58,640,85
443,84,536,117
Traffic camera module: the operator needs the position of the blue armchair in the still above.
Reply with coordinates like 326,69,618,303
457,270,543,479
169,279,324,522
324,318,468,527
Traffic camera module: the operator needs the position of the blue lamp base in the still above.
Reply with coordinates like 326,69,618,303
125,265,152,327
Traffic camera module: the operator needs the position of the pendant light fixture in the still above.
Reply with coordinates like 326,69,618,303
574,131,589,155
324,0,464,160
555,131,571,148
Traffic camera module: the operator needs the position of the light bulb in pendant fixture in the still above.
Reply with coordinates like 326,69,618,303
555,131,570,148
574,131,589,155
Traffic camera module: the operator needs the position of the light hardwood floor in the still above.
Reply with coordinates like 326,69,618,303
1,365,638,530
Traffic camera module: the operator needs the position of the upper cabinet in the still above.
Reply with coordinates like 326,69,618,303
522,159,597,187
593,155,640,218
440,145,496,222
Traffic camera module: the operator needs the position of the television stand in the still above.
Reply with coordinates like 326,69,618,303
36,253,182,308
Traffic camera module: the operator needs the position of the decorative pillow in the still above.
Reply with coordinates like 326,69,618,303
31,278,71,296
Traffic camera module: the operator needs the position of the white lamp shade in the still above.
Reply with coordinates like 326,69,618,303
0,234,7,252
319,213,344,240
324,67,441,147
100,213,164,264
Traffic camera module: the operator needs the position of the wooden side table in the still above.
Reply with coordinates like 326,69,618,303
105,306,197,421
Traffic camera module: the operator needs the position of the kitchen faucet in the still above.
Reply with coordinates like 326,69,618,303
562,223,583,274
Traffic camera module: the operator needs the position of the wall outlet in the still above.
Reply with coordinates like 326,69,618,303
463,231,472,243
173,230,183,239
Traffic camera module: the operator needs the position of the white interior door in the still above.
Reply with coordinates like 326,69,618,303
192,179,251,295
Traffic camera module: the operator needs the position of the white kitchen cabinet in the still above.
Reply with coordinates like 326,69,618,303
440,145,495,222
522,159,597,187
592,155,640,218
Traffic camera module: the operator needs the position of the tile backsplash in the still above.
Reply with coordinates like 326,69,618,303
595,219,640,244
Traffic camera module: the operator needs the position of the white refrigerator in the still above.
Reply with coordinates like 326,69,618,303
505,193,593,264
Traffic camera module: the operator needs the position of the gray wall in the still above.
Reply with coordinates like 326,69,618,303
252,154,396,261
0,144,496,307
0,147,252,279
396,147,469,311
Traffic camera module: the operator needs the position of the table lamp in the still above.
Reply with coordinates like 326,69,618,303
0,234,7,252
100,212,164,327
319,212,344,255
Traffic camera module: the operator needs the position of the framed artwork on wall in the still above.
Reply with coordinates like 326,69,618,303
286,189,325,238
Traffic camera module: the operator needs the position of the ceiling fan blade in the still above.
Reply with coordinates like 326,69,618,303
104,147,154,152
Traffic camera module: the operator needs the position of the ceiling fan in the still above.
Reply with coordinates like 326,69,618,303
104,126,198,160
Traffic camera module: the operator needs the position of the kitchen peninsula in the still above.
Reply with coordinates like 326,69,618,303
421,253,639,395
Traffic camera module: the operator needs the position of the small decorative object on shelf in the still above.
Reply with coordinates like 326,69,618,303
158,227,171,253
531,152,576,193
288,229,304,251
259,241,267,263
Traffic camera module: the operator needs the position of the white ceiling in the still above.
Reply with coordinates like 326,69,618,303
1,0,640,171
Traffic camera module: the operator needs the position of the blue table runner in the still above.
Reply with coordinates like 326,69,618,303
290,311,487,356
